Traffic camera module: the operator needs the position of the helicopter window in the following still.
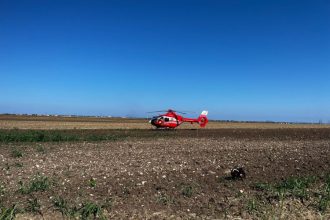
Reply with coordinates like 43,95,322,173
164,118,169,122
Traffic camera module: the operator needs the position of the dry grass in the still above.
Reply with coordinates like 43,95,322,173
0,115,329,130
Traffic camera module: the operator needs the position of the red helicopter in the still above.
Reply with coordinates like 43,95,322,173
148,109,208,129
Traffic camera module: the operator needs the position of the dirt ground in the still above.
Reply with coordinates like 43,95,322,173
1,128,330,219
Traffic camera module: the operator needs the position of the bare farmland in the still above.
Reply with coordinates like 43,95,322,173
0,116,329,219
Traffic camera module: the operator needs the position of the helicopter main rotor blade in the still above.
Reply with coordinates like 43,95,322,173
147,109,195,114
177,110,196,113
146,110,168,113
175,111,187,114
173,110,196,115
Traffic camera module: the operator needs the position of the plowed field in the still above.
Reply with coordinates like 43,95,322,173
1,127,329,219
0,116,330,219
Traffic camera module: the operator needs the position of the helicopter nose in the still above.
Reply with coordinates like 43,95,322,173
150,118,157,126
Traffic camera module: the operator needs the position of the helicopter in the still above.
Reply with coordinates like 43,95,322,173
148,109,208,129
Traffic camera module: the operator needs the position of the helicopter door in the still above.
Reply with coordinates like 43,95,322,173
157,117,163,124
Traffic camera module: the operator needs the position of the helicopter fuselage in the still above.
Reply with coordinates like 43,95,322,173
149,110,208,129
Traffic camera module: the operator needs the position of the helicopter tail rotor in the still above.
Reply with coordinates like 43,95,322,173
198,110,208,127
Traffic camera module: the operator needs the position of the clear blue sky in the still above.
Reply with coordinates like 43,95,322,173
1,0,329,122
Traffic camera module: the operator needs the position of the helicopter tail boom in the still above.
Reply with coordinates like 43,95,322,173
182,110,208,127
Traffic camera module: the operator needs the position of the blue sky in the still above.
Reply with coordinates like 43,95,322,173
1,0,329,122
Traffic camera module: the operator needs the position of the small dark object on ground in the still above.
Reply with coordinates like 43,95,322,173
231,167,246,179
